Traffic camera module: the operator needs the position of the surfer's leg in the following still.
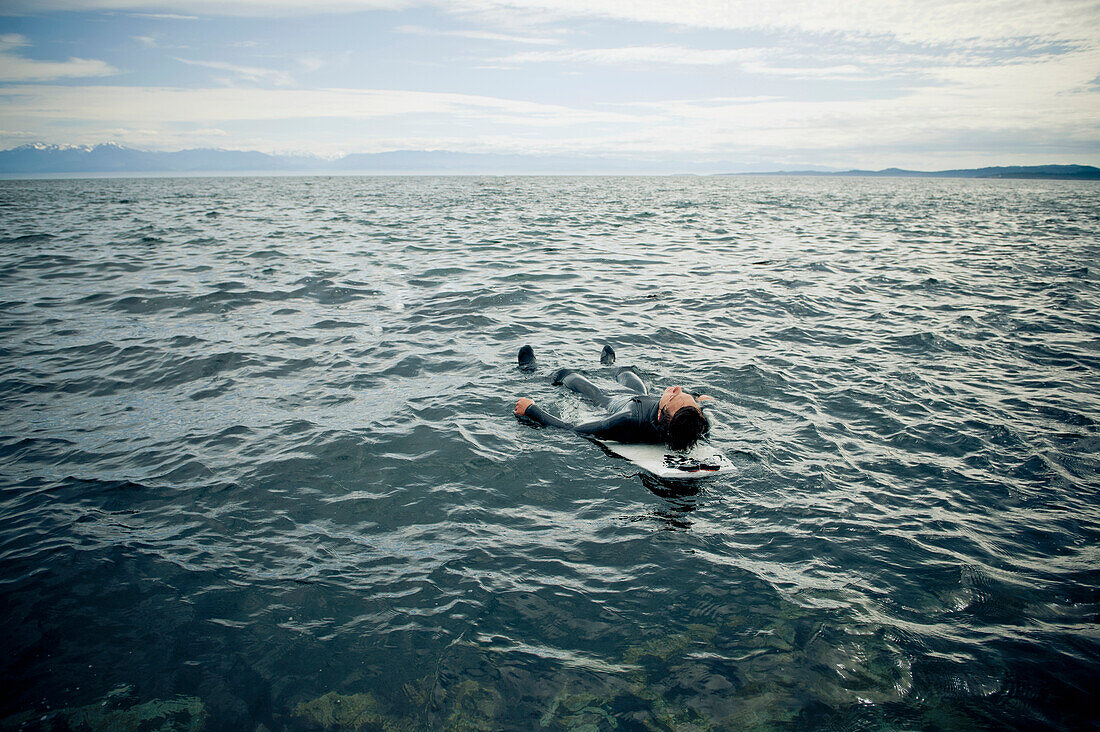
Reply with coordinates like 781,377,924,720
551,368,611,408
616,366,648,396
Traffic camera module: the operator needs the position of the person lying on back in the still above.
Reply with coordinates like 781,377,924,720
513,345,711,451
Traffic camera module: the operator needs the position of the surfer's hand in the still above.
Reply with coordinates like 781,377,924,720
697,395,714,403
515,398,534,416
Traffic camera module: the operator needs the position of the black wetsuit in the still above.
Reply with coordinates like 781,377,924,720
522,369,666,444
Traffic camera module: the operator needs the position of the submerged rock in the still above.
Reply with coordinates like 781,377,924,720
291,690,419,732
293,691,383,731
1,684,207,732
443,680,502,732
622,624,718,665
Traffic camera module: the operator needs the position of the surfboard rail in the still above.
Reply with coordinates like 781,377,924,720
596,439,735,479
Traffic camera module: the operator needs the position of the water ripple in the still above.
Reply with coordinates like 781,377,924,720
1,175,1098,730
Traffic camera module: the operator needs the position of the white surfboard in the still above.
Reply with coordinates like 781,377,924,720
596,440,735,479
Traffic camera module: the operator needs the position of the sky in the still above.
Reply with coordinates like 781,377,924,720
0,0,1098,169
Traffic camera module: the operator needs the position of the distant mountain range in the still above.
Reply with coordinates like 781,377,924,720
733,165,1100,180
1,143,1098,179
0,143,730,175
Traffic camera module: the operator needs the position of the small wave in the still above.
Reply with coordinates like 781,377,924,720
1,175,1097,730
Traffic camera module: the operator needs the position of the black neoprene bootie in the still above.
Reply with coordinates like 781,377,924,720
518,345,537,371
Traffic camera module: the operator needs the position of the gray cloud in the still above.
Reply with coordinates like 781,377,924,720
0,33,120,81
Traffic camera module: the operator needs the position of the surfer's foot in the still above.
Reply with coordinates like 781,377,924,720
600,344,616,365
550,368,575,385
518,345,537,371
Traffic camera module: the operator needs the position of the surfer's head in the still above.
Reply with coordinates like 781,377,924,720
659,386,709,451
665,405,709,451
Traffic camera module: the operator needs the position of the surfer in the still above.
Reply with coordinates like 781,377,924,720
513,345,711,451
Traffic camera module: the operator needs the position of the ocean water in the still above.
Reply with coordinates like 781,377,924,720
1,175,1097,731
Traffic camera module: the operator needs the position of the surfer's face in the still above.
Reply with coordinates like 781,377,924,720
659,386,698,421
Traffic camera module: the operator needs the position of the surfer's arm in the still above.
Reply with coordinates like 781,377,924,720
515,399,637,440
571,411,638,440
515,398,573,430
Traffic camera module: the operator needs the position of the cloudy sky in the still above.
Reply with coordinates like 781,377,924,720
1,0,1098,169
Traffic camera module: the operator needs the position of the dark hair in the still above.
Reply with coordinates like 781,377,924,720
665,405,709,451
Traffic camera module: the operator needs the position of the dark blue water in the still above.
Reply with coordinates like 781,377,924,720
1,176,1098,730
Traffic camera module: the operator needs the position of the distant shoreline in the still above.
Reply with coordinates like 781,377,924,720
725,165,1100,180
3,171,1099,182
1,144,1098,179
